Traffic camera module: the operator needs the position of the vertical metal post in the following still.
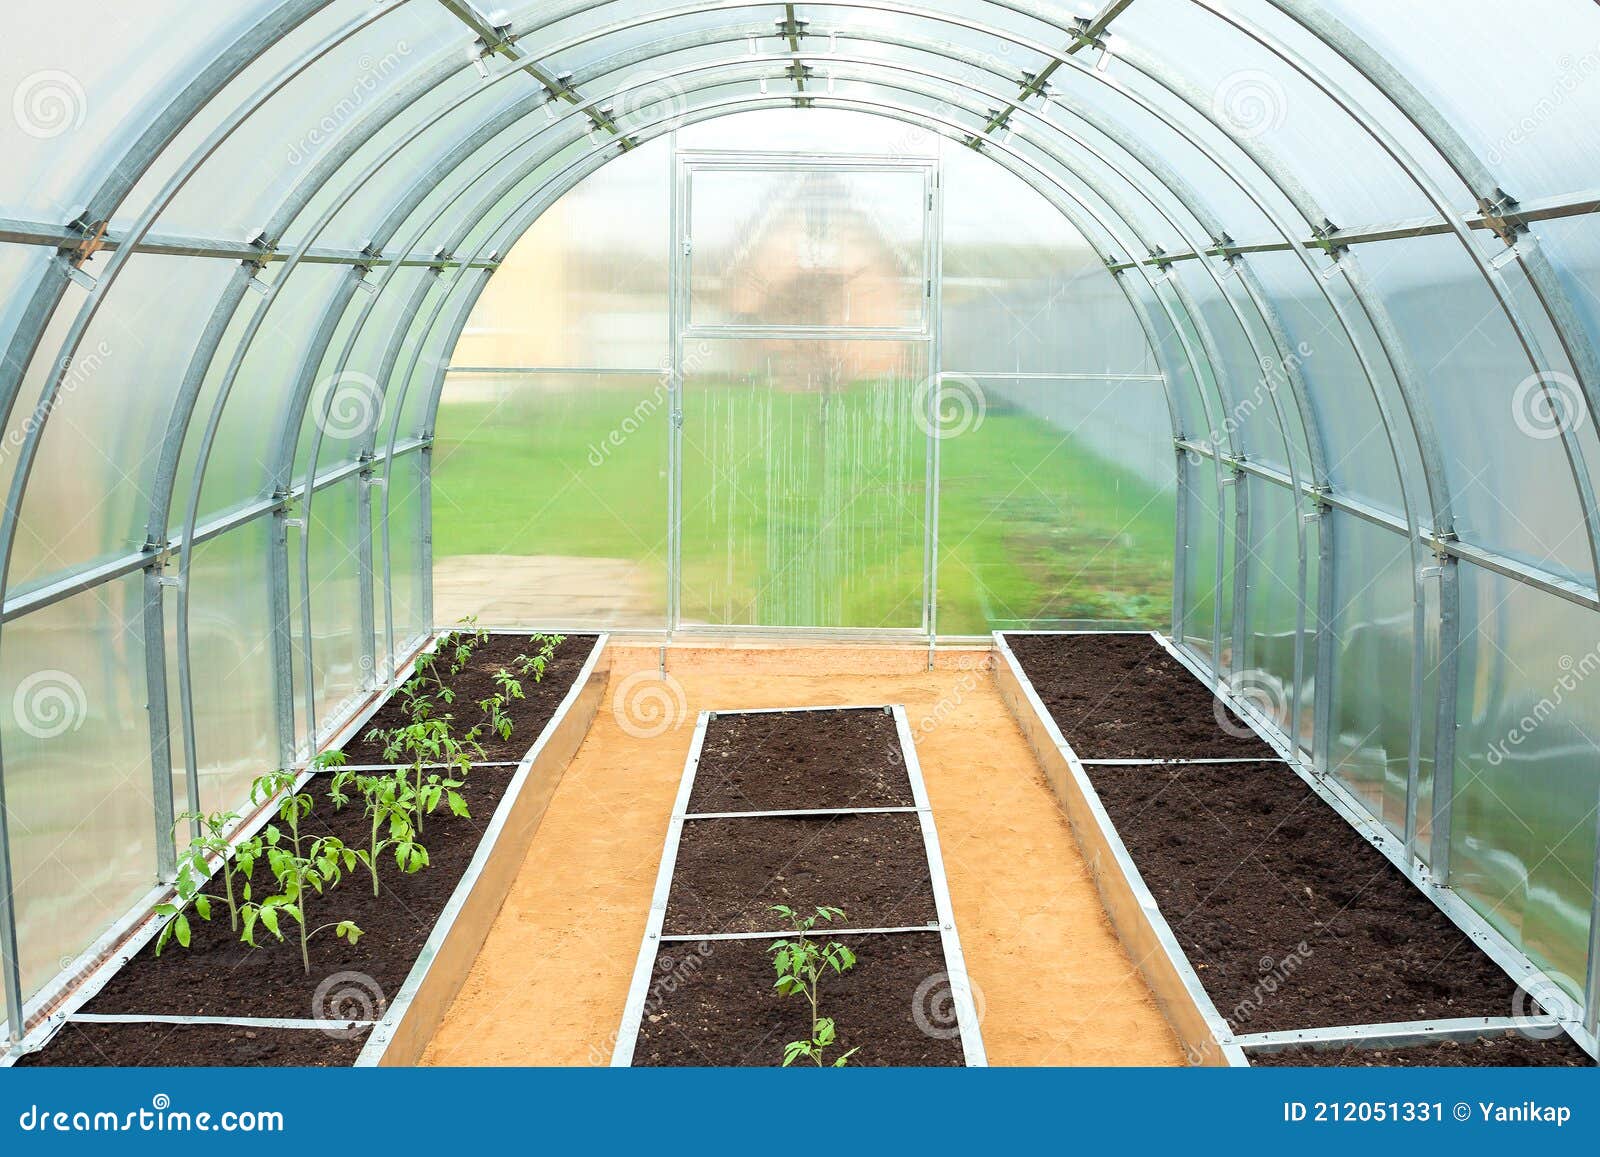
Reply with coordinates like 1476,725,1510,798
666,139,684,634
1311,498,1336,775
1428,554,1461,875
923,160,943,663
419,444,435,634
141,560,179,879
1229,461,1250,677
356,459,377,690
0,730,22,1045
1171,444,1188,641
267,504,298,766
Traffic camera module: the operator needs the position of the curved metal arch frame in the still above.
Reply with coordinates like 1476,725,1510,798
5,0,1600,1044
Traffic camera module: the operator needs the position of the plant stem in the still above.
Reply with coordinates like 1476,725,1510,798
223,856,239,932
369,812,382,896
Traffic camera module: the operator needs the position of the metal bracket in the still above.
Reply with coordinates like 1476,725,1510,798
65,215,109,267
1308,218,1348,258
1476,187,1525,247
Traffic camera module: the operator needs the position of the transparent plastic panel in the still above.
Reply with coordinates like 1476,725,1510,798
1181,458,1223,655
381,449,427,660
10,255,239,594
296,476,365,748
681,339,927,629
431,371,668,630
452,139,670,370
1451,561,1600,994
2,577,152,1003
1327,512,1422,837
676,107,939,157
0,271,93,524
685,163,929,332
1320,0,1600,198
0,1,279,222
940,142,1157,377
1240,476,1309,744
1172,264,1285,465
148,4,452,241
1358,236,1593,581
170,519,277,817
938,375,1176,634
0,244,50,357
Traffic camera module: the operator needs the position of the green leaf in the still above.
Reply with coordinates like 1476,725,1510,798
174,914,191,949
257,906,281,938
194,894,212,922
815,1017,836,1046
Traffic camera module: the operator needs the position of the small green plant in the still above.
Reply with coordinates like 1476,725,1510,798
768,904,860,1067
153,811,263,953
330,768,428,895
513,633,564,682
474,667,524,742
366,717,477,834
244,830,363,974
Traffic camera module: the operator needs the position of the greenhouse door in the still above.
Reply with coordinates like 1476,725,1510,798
670,153,939,631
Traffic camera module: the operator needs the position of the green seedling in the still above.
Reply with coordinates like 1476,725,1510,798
331,768,429,896
366,717,478,834
768,904,861,1067
153,811,263,953
512,633,565,683
243,831,363,975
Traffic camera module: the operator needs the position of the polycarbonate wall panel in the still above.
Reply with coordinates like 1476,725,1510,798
382,450,427,665
681,340,928,629
685,165,928,332
297,477,365,747
1,577,152,1003
452,140,670,370
10,256,239,594
1240,476,1308,745
1181,459,1222,656
677,107,939,157
938,376,1176,634
169,520,278,817
1326,513,1425,837
1451,561,1600,995
432,371,669,630
940,143,1155,377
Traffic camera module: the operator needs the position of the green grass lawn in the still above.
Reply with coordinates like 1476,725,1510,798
433,379,1174,632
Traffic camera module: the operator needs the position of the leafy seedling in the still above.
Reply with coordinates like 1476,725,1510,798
768,904,861,1067
331,768,428,895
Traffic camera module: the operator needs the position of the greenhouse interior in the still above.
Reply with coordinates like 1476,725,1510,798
0,0,1597,1072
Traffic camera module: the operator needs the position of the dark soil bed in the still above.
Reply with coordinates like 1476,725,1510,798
15,1022,370,1067
663,813,935,935
1085,761,1520,1033
633,933,963,1067
341,634,596,763
1005,632,1276,758
1250,1030,1595,1067
687,708,911,813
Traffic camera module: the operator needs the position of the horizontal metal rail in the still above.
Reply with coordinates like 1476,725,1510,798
1236,1015,1562,1054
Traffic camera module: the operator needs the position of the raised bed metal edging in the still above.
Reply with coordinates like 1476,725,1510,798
890,703,988,1067
1151,631,1600,1062
990,631,1248,1067
1236,1015,1563,1055
612,703,987,1066
68,1012,375,1031
356,632,611,1066
610,710,711,1067
1079,757,1286,766
1,630,444,1057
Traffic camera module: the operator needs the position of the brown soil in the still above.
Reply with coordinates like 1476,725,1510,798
342,634,596,763
633,933,964,1067
687,708,912,813
1006,633,1276,758
1086,761,1519,1032
1250,1030,1595,1067
663,813,936,935
82,767,519,1021
14,1022,370,1067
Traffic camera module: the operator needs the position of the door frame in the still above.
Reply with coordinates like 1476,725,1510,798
666,144,944,636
